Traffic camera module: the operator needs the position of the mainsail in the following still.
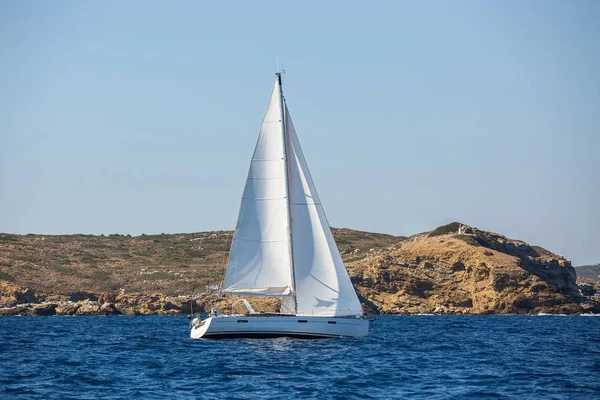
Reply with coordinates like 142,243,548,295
223,75,363,317
223,79,294,297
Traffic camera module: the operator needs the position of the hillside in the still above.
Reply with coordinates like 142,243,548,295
348,223,597,314
1,224,598,316
0,228,401,295
575,264,600,280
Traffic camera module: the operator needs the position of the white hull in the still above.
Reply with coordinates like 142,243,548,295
190,315,369,339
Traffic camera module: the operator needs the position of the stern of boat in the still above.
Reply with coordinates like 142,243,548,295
190,316,212,339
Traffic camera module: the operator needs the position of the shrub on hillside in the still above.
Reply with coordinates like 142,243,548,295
429,222,461,237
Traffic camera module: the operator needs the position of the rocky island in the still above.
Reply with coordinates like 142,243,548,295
1,223,598,316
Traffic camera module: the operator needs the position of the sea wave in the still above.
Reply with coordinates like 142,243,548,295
0,316,599,399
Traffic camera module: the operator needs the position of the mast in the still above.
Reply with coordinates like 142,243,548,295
277,72,298,314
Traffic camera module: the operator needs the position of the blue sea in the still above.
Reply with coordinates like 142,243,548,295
1,316,599,399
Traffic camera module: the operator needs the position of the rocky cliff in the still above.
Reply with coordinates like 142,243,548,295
1,224,598,316
347,223,598,315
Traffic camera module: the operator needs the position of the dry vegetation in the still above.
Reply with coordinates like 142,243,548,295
0,228,403,296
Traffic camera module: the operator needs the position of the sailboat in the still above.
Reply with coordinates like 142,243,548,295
190,74,369,339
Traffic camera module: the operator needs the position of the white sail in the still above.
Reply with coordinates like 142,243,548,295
285,105,364,317
223,80,294,297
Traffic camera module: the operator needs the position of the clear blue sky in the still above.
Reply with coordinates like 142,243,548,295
1,1,598,265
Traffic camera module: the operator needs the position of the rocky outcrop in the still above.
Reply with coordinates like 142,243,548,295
0,281,40,308
0,285,264,317
0,286,195,316
577,277,600,313
31,303,57,316
347,223,600,315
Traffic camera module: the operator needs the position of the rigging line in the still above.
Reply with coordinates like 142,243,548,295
219,230,234,292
